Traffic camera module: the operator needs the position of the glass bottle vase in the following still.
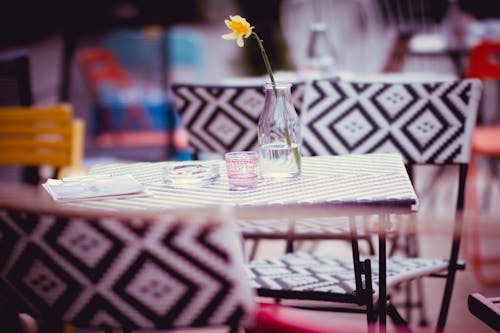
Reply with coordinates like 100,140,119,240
258,82,301,178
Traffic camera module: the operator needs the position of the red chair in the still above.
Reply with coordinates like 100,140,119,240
466,40,500,285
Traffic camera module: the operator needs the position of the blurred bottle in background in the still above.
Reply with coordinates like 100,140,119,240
302,22,337,79
440,0,468,50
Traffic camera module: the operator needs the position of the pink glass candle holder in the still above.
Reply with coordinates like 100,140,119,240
225,151,259,190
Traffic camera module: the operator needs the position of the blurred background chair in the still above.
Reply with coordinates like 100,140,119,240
465,39,500,285
0,49,33,107
467,292,500,331
0,104,86,182
0,49,42,185
76,26,192,161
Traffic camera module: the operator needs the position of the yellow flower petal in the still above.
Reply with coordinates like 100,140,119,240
236,36,244,47
221,32,236,40
230,15,244,22
222,15,253,46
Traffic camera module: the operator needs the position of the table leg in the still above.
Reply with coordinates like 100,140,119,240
379,213,388,331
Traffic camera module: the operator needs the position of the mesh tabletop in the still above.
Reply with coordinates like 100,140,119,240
68,153,418,212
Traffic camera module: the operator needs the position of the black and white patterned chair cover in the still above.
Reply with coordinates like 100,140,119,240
0,207,254,331
170,82,306,155
301,79,482,164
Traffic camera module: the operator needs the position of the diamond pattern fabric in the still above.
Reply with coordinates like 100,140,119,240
0,209,254,330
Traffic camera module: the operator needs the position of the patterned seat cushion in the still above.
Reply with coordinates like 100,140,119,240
0,209,254,330
247,252,448,297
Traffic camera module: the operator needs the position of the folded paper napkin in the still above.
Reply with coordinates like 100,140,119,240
42,174,148,201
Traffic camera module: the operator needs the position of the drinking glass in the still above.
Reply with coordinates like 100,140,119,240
225,151,259,190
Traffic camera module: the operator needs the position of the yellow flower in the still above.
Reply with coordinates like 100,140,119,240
221,15,254,47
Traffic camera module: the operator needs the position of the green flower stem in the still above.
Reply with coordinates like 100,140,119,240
252,32,276,86
252,32,301,171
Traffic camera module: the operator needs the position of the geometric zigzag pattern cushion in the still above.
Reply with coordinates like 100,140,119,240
0,209,254,330
302,79,482,164
246,252,449,298
171,82,306,154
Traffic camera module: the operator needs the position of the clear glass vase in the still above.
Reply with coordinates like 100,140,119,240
258,82,301,178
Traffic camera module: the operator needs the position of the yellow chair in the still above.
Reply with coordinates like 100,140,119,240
0,103,86,180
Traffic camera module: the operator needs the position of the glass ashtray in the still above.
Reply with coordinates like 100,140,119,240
163,163,220,188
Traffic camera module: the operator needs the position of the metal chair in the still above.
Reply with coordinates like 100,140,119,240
248,78,482,330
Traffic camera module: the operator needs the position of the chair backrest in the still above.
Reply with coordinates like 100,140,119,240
0,49,33,107
301,78,482,165
0,185,254,331
467,40,500,79
170,82,306,156
0,104,84,174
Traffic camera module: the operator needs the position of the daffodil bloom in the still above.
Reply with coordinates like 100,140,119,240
222,15,275,85
221,15,254,47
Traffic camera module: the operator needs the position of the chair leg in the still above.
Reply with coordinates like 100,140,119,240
39,320,64,333
21,166,40,185
363,259,376,325
437,229,463,329
387,303,412,332
248,239,260,261
0,292,25,333
416,279,430,327
405,281,412,324
404,230,430,326
366,237,376,255
285,219,296,253
229,326,241,333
